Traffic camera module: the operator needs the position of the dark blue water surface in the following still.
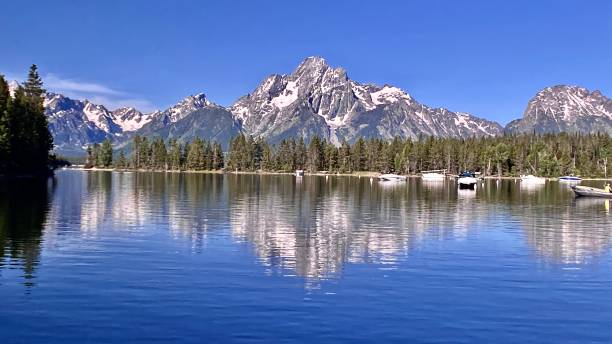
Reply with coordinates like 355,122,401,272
1,170,612,343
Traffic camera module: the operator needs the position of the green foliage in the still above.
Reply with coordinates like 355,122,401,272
224,133,611,177
99,139,113,167
0,66,53,175
115,150,127,169
85,131,610,178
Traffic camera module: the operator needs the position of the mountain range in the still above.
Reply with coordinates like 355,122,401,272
7,57,612,155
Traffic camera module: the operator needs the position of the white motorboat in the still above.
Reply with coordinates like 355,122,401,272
520,175,546,184
421,170,446,180
559,175,582,183
378,173,407,182
457,171,478,189
295,170,304,177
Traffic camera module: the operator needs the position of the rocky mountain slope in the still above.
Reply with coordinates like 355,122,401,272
133,94,241,149
505,85,612,135
230,57,502,145
43,93,154,154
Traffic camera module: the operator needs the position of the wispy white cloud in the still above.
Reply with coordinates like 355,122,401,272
43,74,156,112
2,71,156,112
45,73,124,96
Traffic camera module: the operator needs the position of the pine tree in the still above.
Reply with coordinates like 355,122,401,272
91,143,101,167
186,138,205,170
8,87,30,172
151,137,167,170
0,76,10,173
211,142,224,170
306,136,321,172
115,150,127,169
85,145,94,168
338,140,351,173
138,137,150,169
100,139,113,167
132,135,142,169
23,64,52,172
168,139,182,170
23,65,44,99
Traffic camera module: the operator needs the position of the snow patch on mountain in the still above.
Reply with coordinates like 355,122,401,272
505,85,612,134
370,86,412,105
83,102,113,132
270,80,299,108
112,107,152,132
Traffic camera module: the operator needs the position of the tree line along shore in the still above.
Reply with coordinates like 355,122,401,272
83,132,611,178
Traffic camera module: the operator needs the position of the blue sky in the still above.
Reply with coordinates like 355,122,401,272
1,0,610,124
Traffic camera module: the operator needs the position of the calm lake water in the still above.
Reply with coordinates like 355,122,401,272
1,170,612,343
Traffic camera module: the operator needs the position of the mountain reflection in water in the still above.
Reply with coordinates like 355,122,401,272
4,171,609,287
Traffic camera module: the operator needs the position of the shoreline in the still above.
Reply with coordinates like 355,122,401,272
61,167,612,181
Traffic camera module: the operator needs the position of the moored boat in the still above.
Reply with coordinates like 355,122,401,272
421,170,446,180
378,173,407,182
457,171,478,189
295,170,304,177
559,175,582,183
520,175,546,184
571,185,612,198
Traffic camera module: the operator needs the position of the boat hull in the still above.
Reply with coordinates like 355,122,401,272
559,176,581,183
422,173,445,180
458,177,478,185
379,174,407,182
571,185,612,198
520,175,546,184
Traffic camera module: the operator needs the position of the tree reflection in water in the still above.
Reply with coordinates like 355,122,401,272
0,178,54,287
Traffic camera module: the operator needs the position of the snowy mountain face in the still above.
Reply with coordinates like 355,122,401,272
230,57,502,145
505,85,612,135
111,107,152,132
42,91,224,154
134,93,240,149
43,93,161,154
138,93,213,132
43,93,117,154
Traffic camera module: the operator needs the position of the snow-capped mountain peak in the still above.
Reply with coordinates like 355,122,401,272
506,85,612,134
230,57,502,145
111,107,152,132
166,93,213,123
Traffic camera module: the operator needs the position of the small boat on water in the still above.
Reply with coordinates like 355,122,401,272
457,171,478,189
421,170,446,180
378,173,407,182
295,170,304,177
520,175,546,184
559,175,582,183
571,185,612,198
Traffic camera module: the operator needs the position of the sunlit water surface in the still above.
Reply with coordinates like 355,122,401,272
1,171,612,343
